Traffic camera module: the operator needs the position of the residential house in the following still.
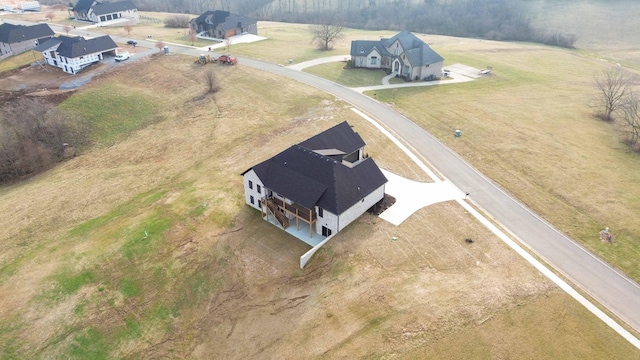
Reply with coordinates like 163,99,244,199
73,0,138,24
0,23,54,60
189,10,256,39
1,0,41,12
242,121,387,240
33,35,118,74
350,31,444,81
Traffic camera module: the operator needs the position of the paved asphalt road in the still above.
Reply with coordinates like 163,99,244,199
8,19,640,334
232,57,640,334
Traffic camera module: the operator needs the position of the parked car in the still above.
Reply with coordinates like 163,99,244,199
115,52,130,62
126,40,137,46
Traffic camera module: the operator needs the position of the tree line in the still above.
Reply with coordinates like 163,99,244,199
42,0,577,48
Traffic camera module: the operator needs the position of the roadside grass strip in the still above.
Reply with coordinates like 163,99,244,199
351,107,640,350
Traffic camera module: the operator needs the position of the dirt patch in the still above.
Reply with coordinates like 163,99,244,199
0,63,76,92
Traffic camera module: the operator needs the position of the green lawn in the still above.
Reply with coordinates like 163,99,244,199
0,51,42,72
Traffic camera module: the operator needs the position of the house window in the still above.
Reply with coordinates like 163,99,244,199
394,48,400,56
322,226,332,237
257,184,261,194
318,208,323,218
248,180,253,189
359,58,364,66
250,195,254,204
370,56,378,65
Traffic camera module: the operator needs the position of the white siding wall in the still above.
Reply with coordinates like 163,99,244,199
337,184,385,232
316,207,338,235
242,170,264,211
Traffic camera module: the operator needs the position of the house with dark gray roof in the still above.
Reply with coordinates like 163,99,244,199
242,121,387,241
0,23,54,60
350,31,444,81
33,35,118,74
189,10,256,39
73,0,138,24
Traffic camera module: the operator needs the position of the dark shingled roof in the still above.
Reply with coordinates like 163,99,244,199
92,0,137,16
245,122,387,214
34,35,117,58
0,23,54,44
382,30,443,66
32,37,62,52
192,10,230,26
299,121,365,155
350,40,391,58
74,0,95,14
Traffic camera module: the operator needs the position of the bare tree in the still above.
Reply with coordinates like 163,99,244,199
155,41,165,52
594,67,633,122
46,11,55,21
124,24,133,35
188,29,197,46
621,92,640,150
63,25,71,35
204,69,220,94
310,22,344,50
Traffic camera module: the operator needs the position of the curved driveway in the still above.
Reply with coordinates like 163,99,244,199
7,18,639,334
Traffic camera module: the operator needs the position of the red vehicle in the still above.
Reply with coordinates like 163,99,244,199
217,54,237,65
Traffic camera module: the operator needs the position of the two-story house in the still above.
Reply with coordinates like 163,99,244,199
350,31,444,81
0,23,54,60
73,0,138,24
242,121,387,240
34,35,118,74
189,10,257,39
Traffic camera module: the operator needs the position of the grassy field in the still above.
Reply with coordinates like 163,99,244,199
0,52,638,358
358,36,640,282
1,2,640,358
0,51,42,72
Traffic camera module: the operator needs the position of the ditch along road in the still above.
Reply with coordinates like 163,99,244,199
13,21,640,337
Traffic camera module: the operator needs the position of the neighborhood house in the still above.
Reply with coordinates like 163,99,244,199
1,0,41,12
189,10,257,39
242,121,387,240
73,0,138,24
34,35,118,74
350,30,444,81
0,23,54,60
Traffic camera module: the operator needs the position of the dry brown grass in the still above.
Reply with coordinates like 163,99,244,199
0,51,638,358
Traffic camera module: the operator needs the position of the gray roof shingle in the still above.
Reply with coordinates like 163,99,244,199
0,23,55,44
245,121,387,214
92,0,137,16
34,35,117,58
74,0,95,15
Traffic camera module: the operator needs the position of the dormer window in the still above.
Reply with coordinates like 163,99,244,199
359,47,364,53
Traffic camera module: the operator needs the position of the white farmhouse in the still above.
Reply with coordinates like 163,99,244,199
242,121,387,240
73,0,138,25
34,35,117,74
